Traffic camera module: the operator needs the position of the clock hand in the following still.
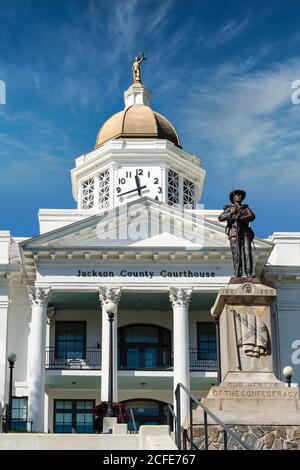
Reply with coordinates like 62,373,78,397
135,175,141,196
117,185,147,197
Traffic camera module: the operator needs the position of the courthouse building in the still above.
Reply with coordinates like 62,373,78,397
0,75,300,433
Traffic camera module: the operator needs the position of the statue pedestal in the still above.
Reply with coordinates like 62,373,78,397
196,280,300,432
213,280,278,383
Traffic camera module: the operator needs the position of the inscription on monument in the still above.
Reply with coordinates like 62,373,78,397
221,288,275,296
211,384,299,400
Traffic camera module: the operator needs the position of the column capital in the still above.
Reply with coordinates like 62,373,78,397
98,287,121,306
169,287,192,308
27,286,51,307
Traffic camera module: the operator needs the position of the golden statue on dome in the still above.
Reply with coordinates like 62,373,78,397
132,52,145,83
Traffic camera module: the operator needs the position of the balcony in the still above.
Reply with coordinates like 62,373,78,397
189,348,218,371
45,348,102,369
119,346,217,371
45,347,217,371
118,346,173,370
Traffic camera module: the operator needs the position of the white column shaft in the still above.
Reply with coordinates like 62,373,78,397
101,307,118,401
27,287,50,432
99,288,121,402
170,288,192,425
0,299,9,407
173,304,190,424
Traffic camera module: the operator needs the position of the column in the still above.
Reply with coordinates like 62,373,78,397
0,292,9,408
169,287,192,425
99,287,121,402
27,286,51,432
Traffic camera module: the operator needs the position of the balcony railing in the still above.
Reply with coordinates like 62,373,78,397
189,348,218,371
118,346,173,370
45,347,217,372
45,348,101,369
118,347,217,371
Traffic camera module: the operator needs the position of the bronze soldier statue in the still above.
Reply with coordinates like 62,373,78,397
218,189,255,278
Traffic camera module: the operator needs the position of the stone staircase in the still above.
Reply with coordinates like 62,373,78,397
0,424,177,450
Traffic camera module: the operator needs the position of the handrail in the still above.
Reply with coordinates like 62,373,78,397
167,404,176,421
167,404,177,443
167,404,199,450
175,383,251,450
128,408,138,434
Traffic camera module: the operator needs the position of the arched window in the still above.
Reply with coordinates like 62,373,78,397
118,324,172,370
122,399,172,431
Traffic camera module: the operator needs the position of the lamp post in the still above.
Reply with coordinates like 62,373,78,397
103,301,118,418
6,353,17,432
283,366,294,388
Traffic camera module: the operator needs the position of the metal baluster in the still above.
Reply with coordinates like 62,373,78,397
223,429,228,450
175,385,181,450
189,397,193,450
204,410,209,450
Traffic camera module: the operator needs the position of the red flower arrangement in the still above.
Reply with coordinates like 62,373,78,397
94,401,129,433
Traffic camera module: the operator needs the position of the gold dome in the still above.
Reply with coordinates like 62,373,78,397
95,105,181,148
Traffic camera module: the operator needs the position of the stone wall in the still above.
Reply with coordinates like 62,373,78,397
192,425,300,450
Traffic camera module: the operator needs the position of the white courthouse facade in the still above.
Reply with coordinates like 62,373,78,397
1,79,300,433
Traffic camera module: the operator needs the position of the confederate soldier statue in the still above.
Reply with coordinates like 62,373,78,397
218,189,255,278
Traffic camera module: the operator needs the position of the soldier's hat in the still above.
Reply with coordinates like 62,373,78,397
229,189,246,203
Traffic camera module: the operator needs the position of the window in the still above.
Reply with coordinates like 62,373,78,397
183,178,195,208
54,400,94,433
118,325,172,370
124,325,159,344
167,169,179,206
11,397,28,432
197,322,217,361
82,178,95,209
55,321,86,360
98,170,110,209
122,399,172,431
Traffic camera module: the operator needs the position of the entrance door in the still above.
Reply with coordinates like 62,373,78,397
54,399,95,433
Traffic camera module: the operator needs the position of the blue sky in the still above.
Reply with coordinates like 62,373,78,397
0,0,300,238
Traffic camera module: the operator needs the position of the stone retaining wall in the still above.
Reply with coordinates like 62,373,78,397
192,425,300,450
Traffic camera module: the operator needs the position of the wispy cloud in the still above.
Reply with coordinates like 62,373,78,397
179,58,300,188
203,17,250,50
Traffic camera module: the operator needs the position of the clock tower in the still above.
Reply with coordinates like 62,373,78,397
71,71,205,211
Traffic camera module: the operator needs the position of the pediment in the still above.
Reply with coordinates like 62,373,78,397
21,198,273,252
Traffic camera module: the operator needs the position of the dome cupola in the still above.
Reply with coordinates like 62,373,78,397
71,55,205,213
95,81,181,148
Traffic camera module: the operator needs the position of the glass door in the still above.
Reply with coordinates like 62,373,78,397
54,399,95,433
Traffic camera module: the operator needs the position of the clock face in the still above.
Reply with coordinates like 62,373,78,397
115,166,163,204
